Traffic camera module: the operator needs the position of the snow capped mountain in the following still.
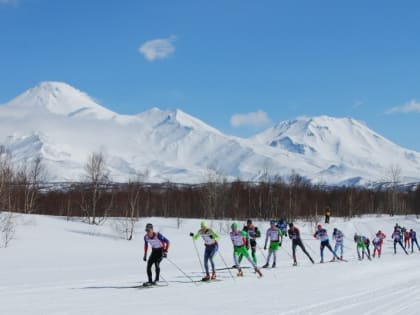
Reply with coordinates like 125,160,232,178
1,82,419,185
4,81,116,119
252,116,420,184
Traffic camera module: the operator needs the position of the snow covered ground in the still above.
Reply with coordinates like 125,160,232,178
1,214,420,315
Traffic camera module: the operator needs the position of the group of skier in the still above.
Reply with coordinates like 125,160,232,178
141,219,420,286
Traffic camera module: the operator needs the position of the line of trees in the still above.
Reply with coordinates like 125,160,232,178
1,150,420,225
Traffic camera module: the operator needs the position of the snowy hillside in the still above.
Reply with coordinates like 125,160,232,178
1,214,420,315
1,82,420,185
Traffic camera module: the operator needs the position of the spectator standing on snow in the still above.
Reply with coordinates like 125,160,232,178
332,228,345,260
239,219,261,265
230,222,262,277
392,226,408,255
313,224,339,263
263,220,283,268
190,221,220,281
325,207,331,224
409,229,420,253
288,222,314,266
143,223,170,286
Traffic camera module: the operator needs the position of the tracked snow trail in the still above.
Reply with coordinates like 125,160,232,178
0,214,419,314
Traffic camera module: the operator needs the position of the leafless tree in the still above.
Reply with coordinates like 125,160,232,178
80,151,111,224
114,171,148,240
0,211,16,248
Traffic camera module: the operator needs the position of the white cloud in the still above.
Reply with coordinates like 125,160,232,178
230,110,272,128
0,0,19,5
387,99,420,114
138,36,176,62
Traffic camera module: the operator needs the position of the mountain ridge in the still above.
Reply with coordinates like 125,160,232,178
1,82,419,185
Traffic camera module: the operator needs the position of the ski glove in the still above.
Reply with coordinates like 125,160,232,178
264,246,267,250
143,255,147,261
189,232,194,237
162,251,168,258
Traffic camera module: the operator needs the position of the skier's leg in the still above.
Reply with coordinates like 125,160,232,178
203,247,210,275
209,243,218,272
292,241,297,263
146,256,154,283
154,251,163,282
394,240,397,254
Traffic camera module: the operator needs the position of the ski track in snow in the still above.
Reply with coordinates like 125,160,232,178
1,215,420,315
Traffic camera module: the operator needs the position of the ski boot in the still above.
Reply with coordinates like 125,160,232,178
211,272,216,280
255,268,263,277
237,269,244,277
202,273,210,281
293,261,298,266
262,263,269,268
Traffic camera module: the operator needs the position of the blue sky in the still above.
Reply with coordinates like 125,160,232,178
1,0,420,151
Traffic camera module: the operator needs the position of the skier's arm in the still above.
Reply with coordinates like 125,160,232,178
143,236,148,260
191,230,201,241
157,233,170,252
210,229,220,241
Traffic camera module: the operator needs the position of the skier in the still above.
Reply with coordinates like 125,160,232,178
392,226,408,255
354,233,371,260
190,221,220,281
364,236,371,257
288,222,314,266
313,224,339,263
262,220,283,268
143,223,170,286
404,230,411,249
409,229,420,253
239,219,261,264
372,230,386,258
332,228,344,260
230,222,263,277
325,207,331,224
277,218,288,237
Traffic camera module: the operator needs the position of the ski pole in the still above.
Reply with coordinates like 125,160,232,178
217,251,236,281
191,238,205,273
257,244,267,261
165,257,198,286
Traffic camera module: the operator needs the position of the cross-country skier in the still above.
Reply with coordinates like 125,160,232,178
238,219,261,264
262,220,283,268
392,226,408,255
372,230,386,258
404,230,411,249
143,223,170,286
332,228,344,261
277,218,288,237
364,236,371,257
409,229,420,253
230,223,263,277
354,233,371,260
313,224,339,263
288,222,314,266
190,221,220,281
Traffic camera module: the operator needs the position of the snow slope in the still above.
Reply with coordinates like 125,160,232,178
1,214,420,315
1,82,420,185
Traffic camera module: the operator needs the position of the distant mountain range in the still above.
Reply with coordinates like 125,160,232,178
1,81,419,186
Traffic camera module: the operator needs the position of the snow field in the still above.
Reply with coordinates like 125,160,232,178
1,214,420,315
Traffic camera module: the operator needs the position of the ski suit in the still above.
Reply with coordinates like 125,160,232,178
332,229,344,259
288,225,314,264
192,227,219,277
239,224,261,264
410,230,420,253
264,227,283,266
314,227,339,262
392,228,408,255
144,232,170,283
